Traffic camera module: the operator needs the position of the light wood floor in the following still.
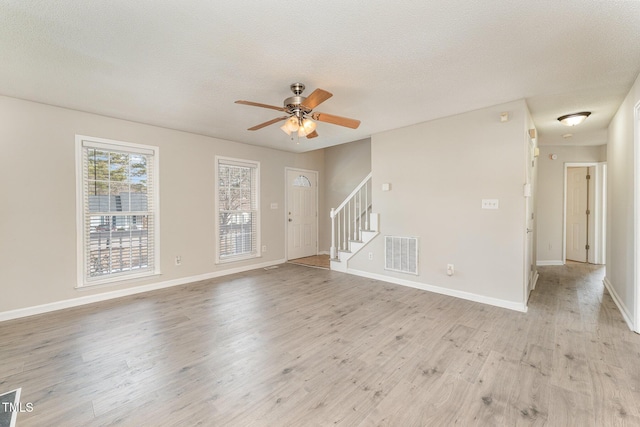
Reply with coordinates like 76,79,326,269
1,262,639,426
288,254,331,269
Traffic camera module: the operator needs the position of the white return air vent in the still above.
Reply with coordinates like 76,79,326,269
385,236,418,275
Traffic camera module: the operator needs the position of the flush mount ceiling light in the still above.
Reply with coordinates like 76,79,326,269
557,111,591,126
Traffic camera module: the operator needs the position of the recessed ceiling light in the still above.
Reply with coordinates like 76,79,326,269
557,112,591,126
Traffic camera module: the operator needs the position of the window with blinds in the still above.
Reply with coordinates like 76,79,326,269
216,157,260,262
76,136,159,286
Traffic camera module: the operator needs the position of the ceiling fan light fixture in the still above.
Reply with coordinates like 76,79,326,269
280,123,292,135
301,118,316,134
281,116,299,135
236,83,360,139
557,111,591,126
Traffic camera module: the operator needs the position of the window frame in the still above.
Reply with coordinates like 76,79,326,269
215,156,261,264
75,135,160,288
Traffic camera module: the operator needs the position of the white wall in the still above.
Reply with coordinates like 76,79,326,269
348,100,531,310
321,138,371,252
606,72,640,330
536,145,606,264
0,96,324,315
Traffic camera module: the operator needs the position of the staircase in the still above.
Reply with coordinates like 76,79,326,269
330,173,379,272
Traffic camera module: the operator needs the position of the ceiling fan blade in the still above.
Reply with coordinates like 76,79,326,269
306,130,319,139
235,100,286,112
248,116,288,131
312,112,361,129
300,89,333,110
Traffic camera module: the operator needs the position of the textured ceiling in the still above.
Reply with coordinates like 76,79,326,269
1,1,639,152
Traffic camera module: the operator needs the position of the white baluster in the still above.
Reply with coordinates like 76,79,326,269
337,208,341,252
358,188,362,240
330,208,336,259
343,208,347,249
347,200,351,245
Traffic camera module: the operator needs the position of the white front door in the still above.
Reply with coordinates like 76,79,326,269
286,169,318,260
566,167,588,262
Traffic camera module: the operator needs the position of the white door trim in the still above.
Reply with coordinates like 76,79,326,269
524,132,537,304
563,162,605,265
634,100,640,332
285,167,319,260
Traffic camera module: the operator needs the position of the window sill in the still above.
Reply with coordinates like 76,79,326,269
216,254,261,264
76,271,162,290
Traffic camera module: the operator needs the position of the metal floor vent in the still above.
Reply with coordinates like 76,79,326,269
385,236,418,275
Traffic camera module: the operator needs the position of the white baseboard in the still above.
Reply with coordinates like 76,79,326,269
537,260,564,266
346,268,527,313
532,270,540,290
0,259,286,322
318,251,330,255
603,276,635,332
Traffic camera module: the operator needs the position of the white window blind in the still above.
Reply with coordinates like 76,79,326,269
216,157,260,262
77,136,159,286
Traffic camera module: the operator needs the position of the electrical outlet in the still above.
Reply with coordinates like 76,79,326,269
368,252,373,260
481,199,499,209
447,264,454,276
262,245,267,253
175,256,182,266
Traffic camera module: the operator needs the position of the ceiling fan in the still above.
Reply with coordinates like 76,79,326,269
235,83,360,139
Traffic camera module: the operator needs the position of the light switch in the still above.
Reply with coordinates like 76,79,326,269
482,199,499,209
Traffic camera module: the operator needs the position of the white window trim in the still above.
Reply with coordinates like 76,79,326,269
75,135,161,288
215,155,261,264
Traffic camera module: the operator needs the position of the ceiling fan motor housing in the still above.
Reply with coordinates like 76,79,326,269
285,83,311,118
284,96,310,116
290,82,305,95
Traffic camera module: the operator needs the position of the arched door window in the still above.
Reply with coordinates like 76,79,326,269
293,175,311,187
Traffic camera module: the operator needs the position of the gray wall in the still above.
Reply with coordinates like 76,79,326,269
536,145,606,263
606,72,640,329
349,100,533,308
0,96,324,313
320,138,371,252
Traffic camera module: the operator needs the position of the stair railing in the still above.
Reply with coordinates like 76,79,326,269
330,172,372,259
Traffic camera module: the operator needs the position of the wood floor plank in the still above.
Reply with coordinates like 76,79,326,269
588,359,640,423
547,384,596,427
505,363,551,426
550,326,593,395
2,262,640,426
454,350,520,425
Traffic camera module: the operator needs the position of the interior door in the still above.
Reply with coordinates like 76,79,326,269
566,167,588,262
287,169,318,260
587,166,596,264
